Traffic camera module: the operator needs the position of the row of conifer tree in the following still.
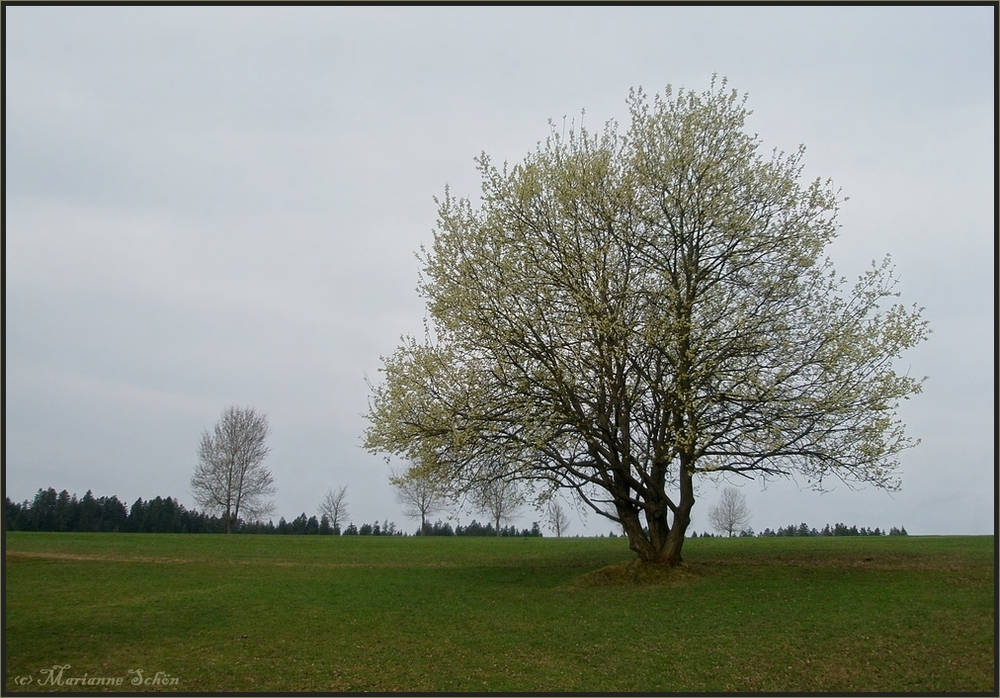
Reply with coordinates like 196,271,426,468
690,523,908,537
5,488,904,538
3,488,544,537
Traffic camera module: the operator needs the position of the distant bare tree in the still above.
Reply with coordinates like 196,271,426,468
318,486,350,533
471,477,523,536
191,406,276,533
546,501,570,538
390,467,447,535
707,487,751,537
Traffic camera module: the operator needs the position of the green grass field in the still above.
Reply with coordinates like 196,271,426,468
4,532,995,693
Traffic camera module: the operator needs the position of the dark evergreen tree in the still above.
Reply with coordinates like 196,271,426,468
100,496,129,532
77,491,101,532
319,515,332,535
290,514,309,534
5,498,24,532
306,516,320,535
31,488,59,531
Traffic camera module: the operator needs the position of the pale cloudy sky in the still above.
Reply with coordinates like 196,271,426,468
4,6,994,535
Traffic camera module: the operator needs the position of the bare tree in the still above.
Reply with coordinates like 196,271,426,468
191,406,276,533
546,501,570,538
471,477,523,536
707,487,751,537
318,486,350,533
390,467,447,535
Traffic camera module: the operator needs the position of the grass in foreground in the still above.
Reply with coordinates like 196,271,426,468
3,533,995,693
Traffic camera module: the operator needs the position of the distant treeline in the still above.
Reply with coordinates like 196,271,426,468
6,489,231,534
416,520,543,537
3,489,542,537
2,488,393,535
6,489,904,539
690,523,908,538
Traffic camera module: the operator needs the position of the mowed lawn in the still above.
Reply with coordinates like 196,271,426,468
4,532,994,693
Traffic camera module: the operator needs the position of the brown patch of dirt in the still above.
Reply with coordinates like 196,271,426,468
4,550,461,569
4,551,197,564
568,559,709,588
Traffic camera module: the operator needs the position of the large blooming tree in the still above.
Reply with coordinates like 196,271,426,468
365,79,927,565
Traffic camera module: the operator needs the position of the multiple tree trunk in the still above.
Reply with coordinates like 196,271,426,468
365,80,927,566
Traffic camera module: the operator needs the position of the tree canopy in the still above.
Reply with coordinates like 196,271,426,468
364,78,927,565
318,485,350,534
390,468,446,535
191,405,276,533
708,487,752,537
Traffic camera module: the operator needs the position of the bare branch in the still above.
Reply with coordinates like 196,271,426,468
191,406,276,533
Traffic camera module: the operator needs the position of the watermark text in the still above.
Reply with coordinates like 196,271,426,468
11,664,180,689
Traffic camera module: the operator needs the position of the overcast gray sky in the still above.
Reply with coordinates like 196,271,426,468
5,6,994,536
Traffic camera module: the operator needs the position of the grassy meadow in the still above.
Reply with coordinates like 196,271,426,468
3,532,995,693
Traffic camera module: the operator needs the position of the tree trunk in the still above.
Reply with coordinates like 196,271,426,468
621,518,689,565
619,464,694,566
